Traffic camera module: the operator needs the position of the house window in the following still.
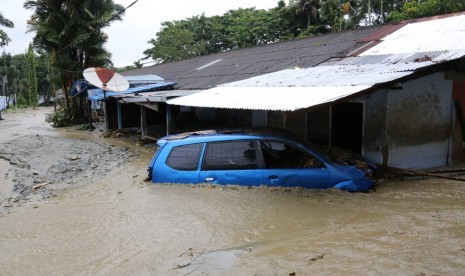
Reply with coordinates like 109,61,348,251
203,141,258,170
166,144,203,171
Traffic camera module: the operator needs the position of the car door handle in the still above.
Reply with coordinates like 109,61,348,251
269,175,278,183
205,177,214,182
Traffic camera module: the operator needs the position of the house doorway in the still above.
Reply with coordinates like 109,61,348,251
331,102,364,154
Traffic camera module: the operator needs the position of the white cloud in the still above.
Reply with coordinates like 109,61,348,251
1,0,278,67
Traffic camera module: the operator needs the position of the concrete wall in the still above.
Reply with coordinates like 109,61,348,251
362,89,388,165
363,72,454,169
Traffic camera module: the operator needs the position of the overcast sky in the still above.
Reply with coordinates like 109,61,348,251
1,0,279,67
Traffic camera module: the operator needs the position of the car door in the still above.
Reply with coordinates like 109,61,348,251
153,143,203,184
199,140,263,186
259,140,331,189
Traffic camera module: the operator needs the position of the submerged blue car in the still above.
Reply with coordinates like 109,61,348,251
147,129,377,192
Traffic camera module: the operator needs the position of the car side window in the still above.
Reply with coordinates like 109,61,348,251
260,141,322,169
203,141,258,170
166,143,203,171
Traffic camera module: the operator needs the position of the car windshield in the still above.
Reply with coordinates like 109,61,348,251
287,136,330,159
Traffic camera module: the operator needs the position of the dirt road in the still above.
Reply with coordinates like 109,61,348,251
1,108,465,275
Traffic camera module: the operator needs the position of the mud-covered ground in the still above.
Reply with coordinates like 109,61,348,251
1,107,465,276
0,107,134,214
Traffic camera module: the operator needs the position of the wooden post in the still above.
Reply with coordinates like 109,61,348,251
140,105,147,138
103,101,109,132
166,104,172,135
87,99,93,131
117,101,123,130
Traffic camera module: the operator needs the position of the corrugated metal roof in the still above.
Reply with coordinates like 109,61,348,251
122,27,384,89
167,63,428,111
359,23,407,43
360,14,465,56
327,49,465,66
221,63,431,87
167,86,370,111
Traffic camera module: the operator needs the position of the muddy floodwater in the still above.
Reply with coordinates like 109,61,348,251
1,108,465,275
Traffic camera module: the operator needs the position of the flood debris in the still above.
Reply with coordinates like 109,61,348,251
175,248,206,269
32,182,48,190
136,137,157,146
309,254,325,262
0,134,132,215
102,128,139,138
178,247,195,257
388,167,465,182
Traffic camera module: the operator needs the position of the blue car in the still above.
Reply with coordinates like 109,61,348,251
147,129,377,192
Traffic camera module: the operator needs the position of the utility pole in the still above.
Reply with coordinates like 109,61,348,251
2,76,5,97
368,0,372,26
381,0,384,24
339,0,342,31
2,45,7,100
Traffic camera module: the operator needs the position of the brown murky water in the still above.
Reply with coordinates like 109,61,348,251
1,108,465,275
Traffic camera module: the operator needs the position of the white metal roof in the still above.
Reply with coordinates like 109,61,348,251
167,62,430,111
361,14,465,56
167,86,370,111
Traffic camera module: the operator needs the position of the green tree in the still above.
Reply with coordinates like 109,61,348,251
144,21,200,63
288,0,322,28
7,53,30,107
143,7,284,63
389,0,465,21
36,52,53,103
0,12,14,46
24,0,124,114
27,44,39,107
221,8,282,48
133,59,143,68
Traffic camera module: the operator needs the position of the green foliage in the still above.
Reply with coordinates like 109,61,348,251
0,12,14,46
143,7,285,63
16,93,27,108
51,108,74,127
144,21,200,63
389,0,465,21
27,44,39,107
24,0,125,113
75,123,94,131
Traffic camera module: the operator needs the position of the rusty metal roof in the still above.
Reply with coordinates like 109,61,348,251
359,23,407,43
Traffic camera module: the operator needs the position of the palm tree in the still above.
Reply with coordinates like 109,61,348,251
289,0,321,28
24,0,124,111
0,12,14,46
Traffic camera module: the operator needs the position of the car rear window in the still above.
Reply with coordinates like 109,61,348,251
203,141,258,170
166,143,203,171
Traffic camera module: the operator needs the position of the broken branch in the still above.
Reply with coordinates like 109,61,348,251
389,167,465,182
